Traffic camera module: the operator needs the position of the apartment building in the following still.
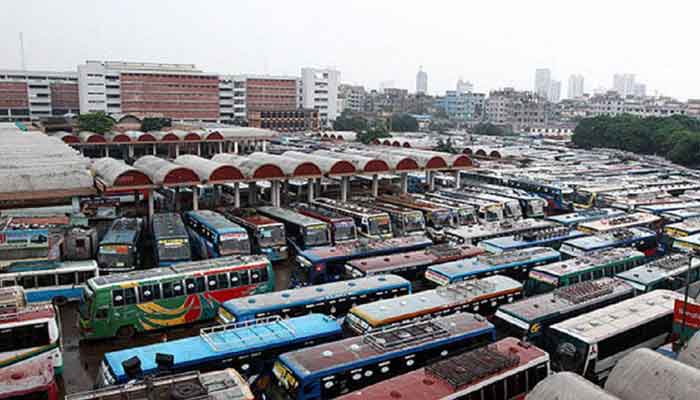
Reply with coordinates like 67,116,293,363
486,88,549,130
301,68,340,127
0,70,79,121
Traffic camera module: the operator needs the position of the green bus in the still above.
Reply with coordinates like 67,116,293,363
525,247,644,295
78,255,273,340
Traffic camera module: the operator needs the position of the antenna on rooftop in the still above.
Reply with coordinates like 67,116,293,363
19,32,26,71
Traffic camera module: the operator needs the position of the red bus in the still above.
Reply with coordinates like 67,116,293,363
296,203,358,244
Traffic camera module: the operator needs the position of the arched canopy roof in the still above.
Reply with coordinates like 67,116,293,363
92,157,153,191
384,148,448,170
204,131,224,141
105,131,131,143
282,151,356,176
527,373,620,400
490,150,502,158
174,155,245,183
463,147,473,155
312,150,390,174
350,149,420,172
53,131,80,144
248,152,322,178
133,155,199,186
476,149,488,156
78,131,106,144
153,131,181,142
125,130,157,142
212,154,285,180
170,130,201,141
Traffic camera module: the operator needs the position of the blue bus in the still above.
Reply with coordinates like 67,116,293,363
151,213,191,267
96,314,342,386
461,172,574,211
637,201,700,215
425,247,561,286
295,235,433,285
0,260,98,304
184,210,250,259
660,207,700,223
615,254,700,293
262,313,496,399
479,226,588,253
218,275,411,323
96,218,143,273
558,227,658,258
544,208,625,227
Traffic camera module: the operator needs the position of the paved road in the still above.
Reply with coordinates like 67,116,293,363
58,259,294,398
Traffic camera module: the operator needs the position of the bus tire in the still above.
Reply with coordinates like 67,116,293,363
52,297,68,307
170,382,206,400
116,325,136,339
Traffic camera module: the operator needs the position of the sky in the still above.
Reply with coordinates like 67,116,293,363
3,0,699,99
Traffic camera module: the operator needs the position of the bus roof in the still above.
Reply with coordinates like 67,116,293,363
531,248,644,278
257,206,327,228
185,210,244,232
661,208,700,221
638,201,700,214
549,290,682,343
346,244,484,275
151,212,188,239
350,275,521,326
616,254,698,286
561,227,655,251
89,255,268,288
577,212,660,232
279,313,493,379
0,302,55,325
296,204,354,222
428,247,561,281
4,259,98,274
221,275,410,315
336,338,547,400
480,228,586,251
497,278,634,323
665,219,700,235
104,314,340,382
313,198,385,216
299,236,433,264
446,219,559,243
100,217,142,245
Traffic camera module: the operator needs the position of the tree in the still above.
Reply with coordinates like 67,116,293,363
391,114,419,132
141,117,172,132
333,112,367,132
78,112,114,134
357,129,392,145
434,138,457,154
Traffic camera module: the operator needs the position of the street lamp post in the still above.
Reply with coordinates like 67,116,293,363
680,249,699,346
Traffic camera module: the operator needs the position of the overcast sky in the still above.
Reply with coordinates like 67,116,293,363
3,0,698,99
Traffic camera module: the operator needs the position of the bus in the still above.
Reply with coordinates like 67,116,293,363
0,260,99,304
459,181,548,218
479,226,588,253
184,210,250,259
69,369,253,400
446,219,559,246
262,313,496,399
547,290,683,383
444,190,524,221
218,275,411,323
378,195,453,230
525,247,645,295
664,218,700,240
637,200,700,215
410,195,478,227
295,235,433,285
660,207,700,223
336,338,550,400
671,231,700,252
312,198,393,239
616,254,700,293
78,255,274,340
295,203,358,244
576,212,662,234
345,275,523,334
97,314,342,386
544,208,625,227
257,206,331,251
150,213,191,267
344,244,485,283
495,175,573,211
426,192,505,223
570,184,631,209
1,357,58,400
0,287,63,376
425,247,561,286
558,227,658,258
495,278,635,347
96,217,143,273
217,208,288,262
353,198,427,237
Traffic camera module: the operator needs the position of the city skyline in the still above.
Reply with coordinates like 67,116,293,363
2,1,699,99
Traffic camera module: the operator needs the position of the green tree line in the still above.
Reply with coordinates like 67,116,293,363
572,114,700,166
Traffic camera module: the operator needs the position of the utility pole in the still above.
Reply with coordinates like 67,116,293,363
19,32,26,71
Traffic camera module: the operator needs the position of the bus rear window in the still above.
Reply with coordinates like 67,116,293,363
0,323,50,352
157,239,191,261
258,226,285,247
219,232,250,255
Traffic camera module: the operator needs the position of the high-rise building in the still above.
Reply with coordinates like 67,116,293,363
0,69,79,122
416,67,428,94
456,78,474,94
634,83,647,98
613,73,636,97
535,68,551,99
338,84,367,113
548,80,561,103
301,67,340,127
568,74,584,99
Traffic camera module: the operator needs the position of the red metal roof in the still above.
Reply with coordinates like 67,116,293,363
452,154,474,168
136,132,156,142
110,133,131,143
58,134,80,144
293,162,322,177
205,131,224,141
209,165,245,182
253,164,285,179
159,132,180,142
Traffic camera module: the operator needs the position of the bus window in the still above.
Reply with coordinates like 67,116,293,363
162,281,184,298
124,288,137,305
216,274,229,289
186,277,205,294
1,279,14,287
58,272,76,286
139,285,160,302
230,273,241,287
304,226,329,247
113,289,125,307
250,269,262,284
78,270,95,283
238,271,250,286
37,274,55,287
21,276,36,289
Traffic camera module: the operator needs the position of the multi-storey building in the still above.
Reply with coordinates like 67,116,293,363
534,68,551,99
434,91,485,121
0,70,79,121
549,80,561,103
486,88,549,130
568,74,584,99
588,92,686,117
416,67,428,94
301,67,340,127
338,84,367,113
612,73,637,97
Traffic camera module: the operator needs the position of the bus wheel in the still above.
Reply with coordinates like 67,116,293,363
52,297,68,307
116,325,136,339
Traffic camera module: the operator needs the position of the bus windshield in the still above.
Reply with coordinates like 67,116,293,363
459,210,477,225
333,221,356,242
269,360,300,399
430,210,452,228
97,245,133,267
369,215,392,236
506,203,522,219
528,200,545,217
157,239,191,262
485,207,501,222
573,191,594,207
80,285,94,319
304,225,330,247
219,232,251,255
257,225,285,247
545,330,588,374
404,212,425,232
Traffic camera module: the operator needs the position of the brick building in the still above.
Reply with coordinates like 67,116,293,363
0,70,78,122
